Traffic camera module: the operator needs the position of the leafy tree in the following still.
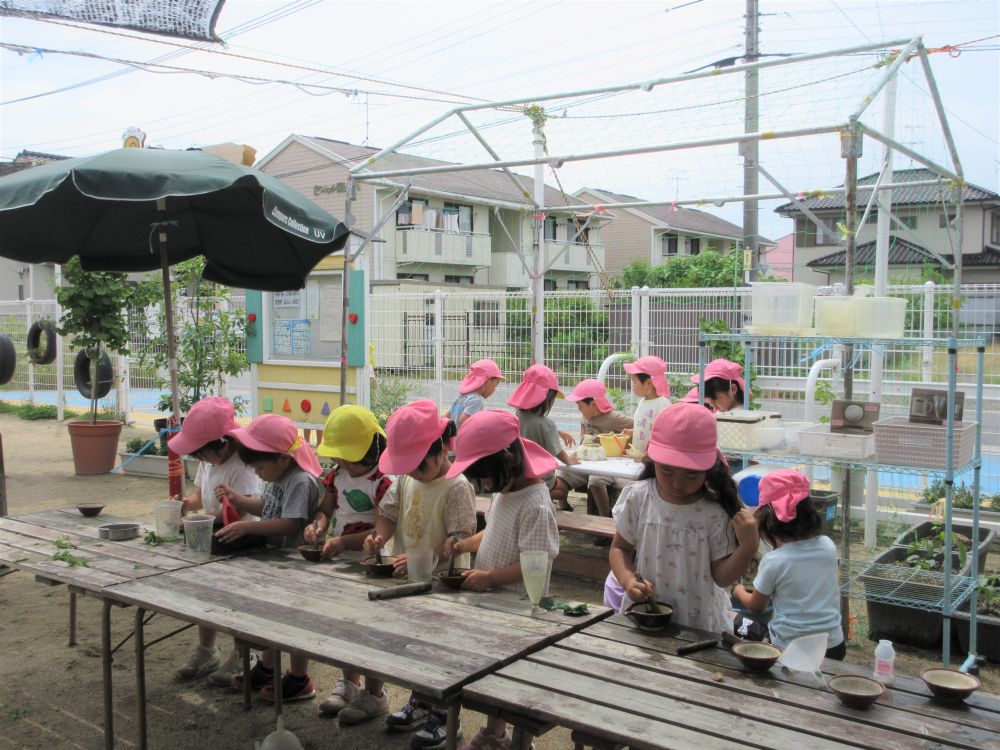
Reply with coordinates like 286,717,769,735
503,295,609,378
615,249,744,289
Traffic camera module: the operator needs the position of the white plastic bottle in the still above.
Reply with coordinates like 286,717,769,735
873,639,895,685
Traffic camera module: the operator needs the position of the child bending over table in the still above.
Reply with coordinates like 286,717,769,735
446,409,560,750
508,364,577,491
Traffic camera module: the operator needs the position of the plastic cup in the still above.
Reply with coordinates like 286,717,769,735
406,547,439,583
182,514,215,561
153,500,183,538
520,550,550,607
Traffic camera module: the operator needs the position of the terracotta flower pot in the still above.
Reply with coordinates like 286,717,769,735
67,420,124,475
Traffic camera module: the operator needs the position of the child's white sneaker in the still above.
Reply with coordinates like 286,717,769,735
175,645,220,680
207,647,248,686
338,688,389,725
318,679,358,716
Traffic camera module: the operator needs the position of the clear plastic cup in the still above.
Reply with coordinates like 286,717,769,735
406,546,439,583
182,514,215,561
153,500,183,538
520,550,550,607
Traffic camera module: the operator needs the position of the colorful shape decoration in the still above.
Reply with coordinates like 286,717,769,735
262,396,273,412
321,401,331,415
282,399,291,412
348,313,358,324
301,399,312,413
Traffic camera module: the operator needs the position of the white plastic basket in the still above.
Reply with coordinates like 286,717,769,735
797,424,875,460
716,411,782,451
874,417,977,469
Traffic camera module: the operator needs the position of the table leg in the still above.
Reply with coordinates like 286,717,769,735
68,591,77,647
241,642,252,711
272,650,282,722
445,702,460,750
511,725,525,750
101,599,114,750
135,608,148,750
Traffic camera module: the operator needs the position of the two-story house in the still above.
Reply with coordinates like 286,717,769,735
776,168,1000,285
572,187,760,279
257,135,606,291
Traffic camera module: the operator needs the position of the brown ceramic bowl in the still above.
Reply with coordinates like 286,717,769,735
921,668,981,704
731,641,782,672
77,503,105,518
297,544,323,563
624,601,674,631
436,569,470,590
828,675,885,710
361,556,398,577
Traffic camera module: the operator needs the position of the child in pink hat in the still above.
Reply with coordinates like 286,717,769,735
732,469,844,659
551,379,633,523
690,358,749,412
621,355,671,456
507,364,577,485
170,397,262,685
215,413,323,702
608,403,759,633
447,359,505,428
363,401,477,744
444,410,559,750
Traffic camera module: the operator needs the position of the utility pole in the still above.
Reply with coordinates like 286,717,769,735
742,0,759,283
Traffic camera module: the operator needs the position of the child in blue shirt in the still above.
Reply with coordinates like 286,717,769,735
732,469,844,659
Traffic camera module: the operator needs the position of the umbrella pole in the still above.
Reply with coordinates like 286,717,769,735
156,198,183,499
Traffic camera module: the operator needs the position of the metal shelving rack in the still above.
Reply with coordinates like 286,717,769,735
698,331,987,666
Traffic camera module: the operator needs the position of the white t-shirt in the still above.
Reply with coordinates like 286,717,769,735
754,536,843,648
631,397,670,454
475,483,560,594
615,478,735,632
194,451,262,519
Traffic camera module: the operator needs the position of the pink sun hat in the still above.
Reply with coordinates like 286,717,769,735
446,410,556,480
169,396,240,456
458,359,505,395
507,364,563,409
680,387,702,404
623,355,670,397
565,378,613,413
378,400,450,475
758,469,811,522
690,358,750,398
646,402,720,471
228,413,322,477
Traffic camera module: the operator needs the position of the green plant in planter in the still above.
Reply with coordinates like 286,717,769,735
125,436,164,457
814,379,836,424
976,574,1000,617
370,378,417,428
55,258,137,423
904,522,967,572
137,258,249,416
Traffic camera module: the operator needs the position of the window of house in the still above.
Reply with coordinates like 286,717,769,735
543,215,557,241
396,198,428,227
567,219,589,245
472,300,500,329
992,212,1000,245
543,279,557,291
567,280,590,290
817,220,839,245
661,234,679,258
939,213,957,229
895,215,917,230
687,237,701,255
397,273,429,281
796,216,840,247
443,203,473,234
444,275,474,285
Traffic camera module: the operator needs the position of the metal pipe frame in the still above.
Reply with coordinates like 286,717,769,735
102,599,114,750
355,125,841,181
857,123,962,184
456,111,534,204
849,37,921,123
916,42,965,182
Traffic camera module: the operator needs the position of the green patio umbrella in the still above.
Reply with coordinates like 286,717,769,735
0,147,350,489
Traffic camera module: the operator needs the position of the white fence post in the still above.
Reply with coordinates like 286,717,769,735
116,353,131,424
921,280,935,382
26,300,34,405
630,286,641,355
639,286,651,357
433,289,445,407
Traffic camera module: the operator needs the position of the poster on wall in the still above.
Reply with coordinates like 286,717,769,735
319,282,344,342
273,319,312,356
274,291,301,307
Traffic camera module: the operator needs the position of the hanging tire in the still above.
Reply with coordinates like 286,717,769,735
26,319,57,365
0,334,15,385
73,349,113,400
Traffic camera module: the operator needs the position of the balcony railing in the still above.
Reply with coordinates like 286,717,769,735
545,240,604,271
396,226,491,266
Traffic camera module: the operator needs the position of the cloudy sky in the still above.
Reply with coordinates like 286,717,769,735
1,0,997,239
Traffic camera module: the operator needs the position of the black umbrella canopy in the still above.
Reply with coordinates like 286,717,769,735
0,148,350,291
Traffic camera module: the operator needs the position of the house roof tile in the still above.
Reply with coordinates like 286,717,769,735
806,236,1000,269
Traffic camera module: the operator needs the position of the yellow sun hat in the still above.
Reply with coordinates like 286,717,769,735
318,405,385,462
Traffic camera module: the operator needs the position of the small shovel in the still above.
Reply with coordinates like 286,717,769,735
634,573,661,615
370,529,383,566
447,534,459,577
309,521,322,551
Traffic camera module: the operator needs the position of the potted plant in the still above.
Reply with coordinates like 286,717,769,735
954,574,1000,663
861,520,995,648
55,258,137,475
118,437,199,480
137,258,249,444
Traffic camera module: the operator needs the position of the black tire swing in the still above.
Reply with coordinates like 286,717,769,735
0,334,15,385
73,349,113,400
26,319,57,365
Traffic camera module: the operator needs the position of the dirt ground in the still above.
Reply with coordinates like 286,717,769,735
0,413,996,749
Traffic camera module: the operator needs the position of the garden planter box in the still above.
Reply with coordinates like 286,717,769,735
953,605,1000,663
862,521,995,649
118,453,198,480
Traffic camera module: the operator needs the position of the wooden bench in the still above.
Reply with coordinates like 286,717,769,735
475,496,614,579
